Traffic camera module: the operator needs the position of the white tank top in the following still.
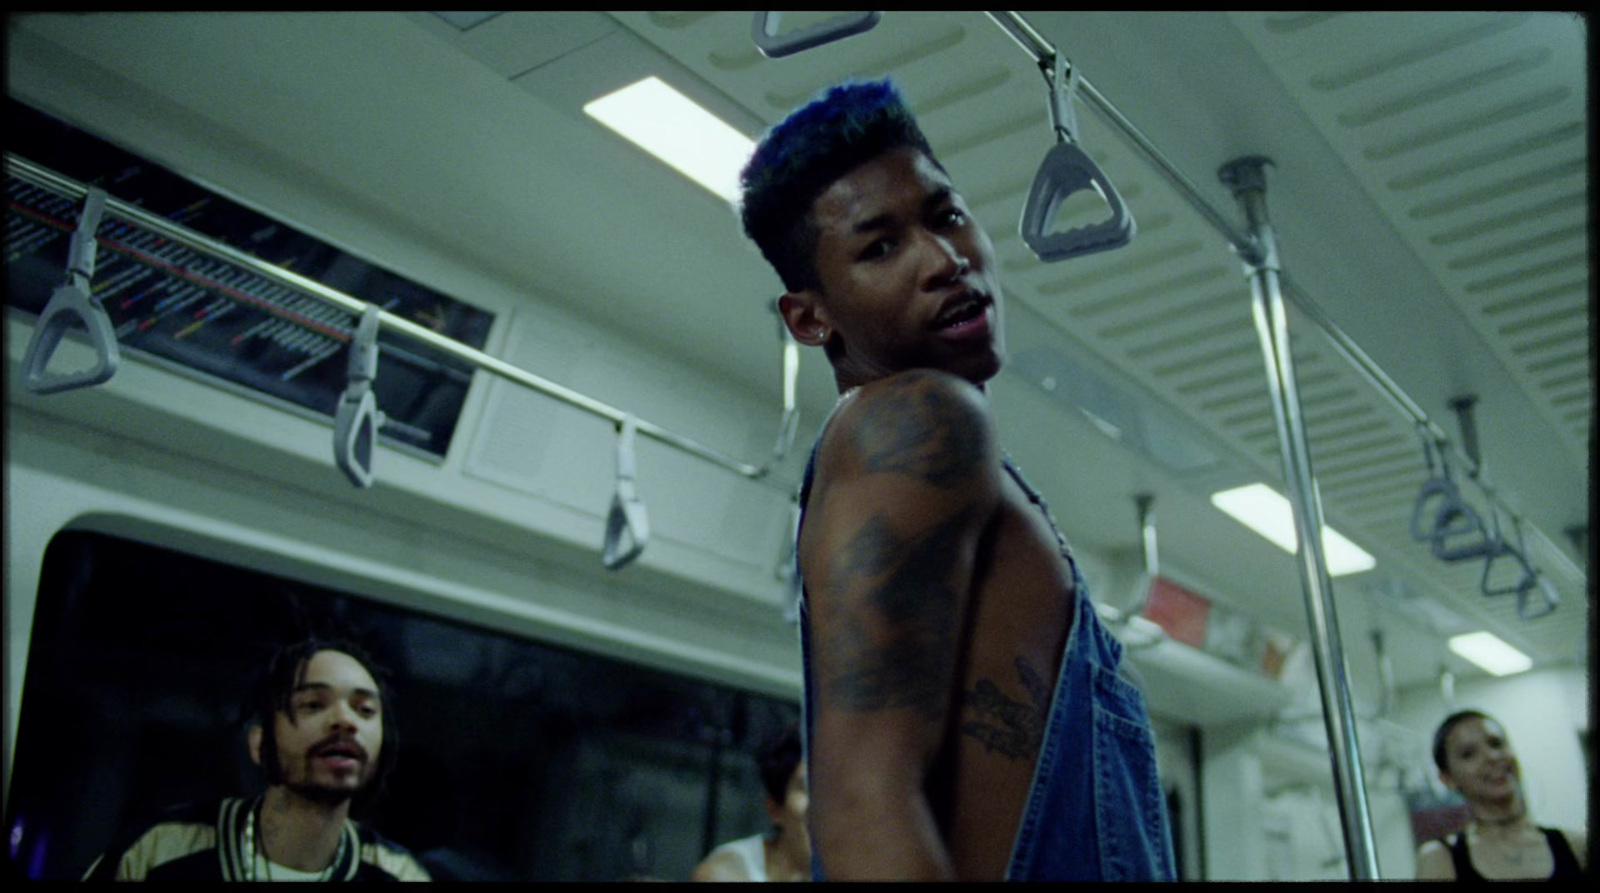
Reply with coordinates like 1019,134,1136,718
708,834,768,881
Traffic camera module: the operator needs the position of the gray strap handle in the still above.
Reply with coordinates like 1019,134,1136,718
1478,515,1557,619
751,12,882,58
1518,575,1560,620
603,415,650,570
334,305,385,489
1408,434,1492,561
1020,55,1135,262
773,316,801,459
21,187,122,395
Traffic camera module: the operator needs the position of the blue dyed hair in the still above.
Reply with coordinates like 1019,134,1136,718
739,79,941,293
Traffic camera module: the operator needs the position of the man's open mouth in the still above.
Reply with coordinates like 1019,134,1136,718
313,740,366,763
932,294,989,331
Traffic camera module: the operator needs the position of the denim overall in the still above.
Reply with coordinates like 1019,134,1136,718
796,424,1176,881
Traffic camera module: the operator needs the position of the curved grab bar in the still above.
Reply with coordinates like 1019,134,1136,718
751,11,882,59
603,415,650,570
21,186,122,395
333,305,386,488
1019,54,1134,262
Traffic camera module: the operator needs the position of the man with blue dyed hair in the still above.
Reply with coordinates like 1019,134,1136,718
739,80,1175,881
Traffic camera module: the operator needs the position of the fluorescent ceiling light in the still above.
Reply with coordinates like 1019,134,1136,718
1210,483,1376,576
583,76,754,203
1448,631,1533,676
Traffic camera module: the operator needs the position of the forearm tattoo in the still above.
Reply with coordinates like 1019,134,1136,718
961,657,1051,760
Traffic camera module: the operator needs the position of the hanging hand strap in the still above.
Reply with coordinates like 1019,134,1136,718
333,305,385,489
773,313,801,460
21,186,122,395
1019,54,1135,262
751,11,882,58
780,496,803,623
1479,512,1534,597
603,415,650,570
1517,574,1560,621
1407,431,1492,561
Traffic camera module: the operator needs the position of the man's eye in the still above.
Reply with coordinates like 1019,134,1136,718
935,208,967,228
296,700,324,713
858,239,893,261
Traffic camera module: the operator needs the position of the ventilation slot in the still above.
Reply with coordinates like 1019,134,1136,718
1428,192,1586,246
1388,122,1583,192
1446,223,1589,271
1361,87,1569,161
1308,14,1530,92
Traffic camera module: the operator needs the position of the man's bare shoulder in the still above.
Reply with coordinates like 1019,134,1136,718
820,369,995,487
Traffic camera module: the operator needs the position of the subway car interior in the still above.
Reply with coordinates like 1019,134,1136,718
4,11,1591,881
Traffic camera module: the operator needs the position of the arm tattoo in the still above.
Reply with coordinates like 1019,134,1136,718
822,508,975,716
855,380,985,488
960,657,1051,760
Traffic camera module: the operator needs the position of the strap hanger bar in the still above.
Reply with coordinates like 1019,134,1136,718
751,12,882,59
20,185,122,394
978,12,1580,587
6,153,798,494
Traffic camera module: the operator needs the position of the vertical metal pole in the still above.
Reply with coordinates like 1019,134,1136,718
1219,156,1381,881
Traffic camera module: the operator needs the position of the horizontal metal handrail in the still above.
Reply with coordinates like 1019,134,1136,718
6,152,795,489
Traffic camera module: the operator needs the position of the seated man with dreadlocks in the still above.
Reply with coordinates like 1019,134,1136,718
84,637,430,881
740,79,1175,881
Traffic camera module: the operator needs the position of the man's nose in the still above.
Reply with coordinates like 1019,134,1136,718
919,231,970,289
327,701,359,730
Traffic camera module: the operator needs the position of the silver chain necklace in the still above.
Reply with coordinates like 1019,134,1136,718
245,797,342,882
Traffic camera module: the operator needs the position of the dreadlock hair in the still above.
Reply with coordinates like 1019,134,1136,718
738,79,942,294
1432,709,1494,772
247,636,400,804
756,722,804,805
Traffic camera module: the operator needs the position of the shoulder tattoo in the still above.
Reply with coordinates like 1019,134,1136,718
852,376,986,488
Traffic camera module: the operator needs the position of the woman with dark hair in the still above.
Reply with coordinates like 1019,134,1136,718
1414,710,1587,880
690,724,810,882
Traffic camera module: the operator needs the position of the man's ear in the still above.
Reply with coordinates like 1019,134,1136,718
248,723,264,768
778,291,832,347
